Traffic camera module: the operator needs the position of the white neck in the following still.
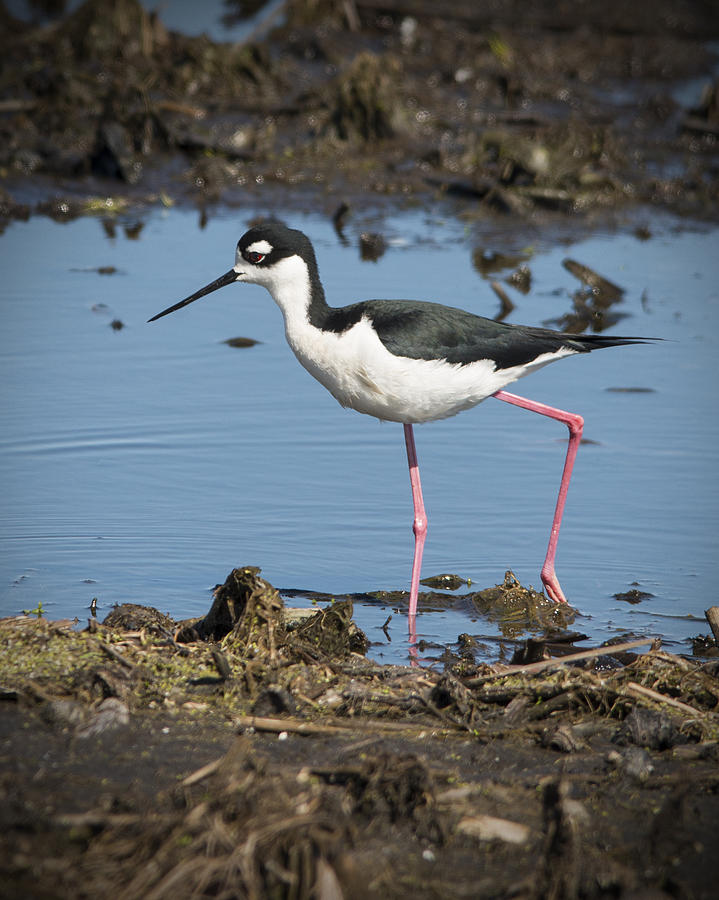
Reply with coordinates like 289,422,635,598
238,255,314,329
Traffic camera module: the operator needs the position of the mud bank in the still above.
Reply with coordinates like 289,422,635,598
1,0,718,228
1,568,718,899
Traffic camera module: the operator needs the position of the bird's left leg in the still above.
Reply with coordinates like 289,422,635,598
492,390,584,604
403,423,427,620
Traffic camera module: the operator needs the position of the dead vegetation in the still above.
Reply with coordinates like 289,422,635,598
1,566,717,898
1,0,718,225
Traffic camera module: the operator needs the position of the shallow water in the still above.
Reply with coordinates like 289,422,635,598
4,0,283,43
1,206,717,664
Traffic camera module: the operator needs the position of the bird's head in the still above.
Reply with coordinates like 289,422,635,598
148,222,316,323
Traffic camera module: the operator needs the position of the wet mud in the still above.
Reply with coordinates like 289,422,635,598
1,0,718,229
1,567,718,899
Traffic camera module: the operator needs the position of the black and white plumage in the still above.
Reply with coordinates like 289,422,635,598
149,222,651,625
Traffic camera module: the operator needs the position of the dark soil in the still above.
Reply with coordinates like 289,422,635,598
1,0,718,229
1,567,718,899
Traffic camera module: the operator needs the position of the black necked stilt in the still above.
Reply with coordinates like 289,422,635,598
149,222,652,623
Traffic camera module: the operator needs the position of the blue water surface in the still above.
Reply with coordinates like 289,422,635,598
1,206,717,663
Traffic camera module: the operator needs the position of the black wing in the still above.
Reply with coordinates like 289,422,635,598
354,300,646,369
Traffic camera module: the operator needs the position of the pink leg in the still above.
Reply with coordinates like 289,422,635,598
493,390,584,604
403,424,427,621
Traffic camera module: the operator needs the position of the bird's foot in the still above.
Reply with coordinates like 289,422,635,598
541,567,568,604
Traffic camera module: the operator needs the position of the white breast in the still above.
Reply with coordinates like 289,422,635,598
256,255,576,424
283,315,573,424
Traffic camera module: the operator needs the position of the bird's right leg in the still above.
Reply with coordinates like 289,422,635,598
403,424,427,621
492,389,584,604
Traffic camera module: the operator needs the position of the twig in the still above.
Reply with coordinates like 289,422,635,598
466,637,657,685
623,681,709,718
0,99,37,113
235,714,455,736
343,0,361,30
96,639,135,670
155,99,206,119
181,756,224,787
236,715,355,736
55,811,165,828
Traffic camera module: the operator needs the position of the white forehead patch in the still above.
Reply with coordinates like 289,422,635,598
246,239,273,255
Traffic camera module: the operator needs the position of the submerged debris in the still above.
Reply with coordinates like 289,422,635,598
222,336,260,348
562,258,624,301
469,570,575,636
419,573,469,591
614,587,654,604
544,258,628,333
358,230,387,261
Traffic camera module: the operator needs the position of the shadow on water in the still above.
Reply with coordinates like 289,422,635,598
1,207,717,664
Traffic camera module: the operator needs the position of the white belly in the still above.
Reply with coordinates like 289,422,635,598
284,315,572,424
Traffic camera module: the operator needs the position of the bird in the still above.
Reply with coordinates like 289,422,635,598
149,221,652,624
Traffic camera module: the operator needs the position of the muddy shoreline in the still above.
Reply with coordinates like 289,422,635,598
2,567,718,899
2,1,719,896
1,0,718,233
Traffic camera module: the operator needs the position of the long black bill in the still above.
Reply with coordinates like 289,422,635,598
148,269,238,323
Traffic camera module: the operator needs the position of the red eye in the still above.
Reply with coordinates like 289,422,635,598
247,251,265,264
